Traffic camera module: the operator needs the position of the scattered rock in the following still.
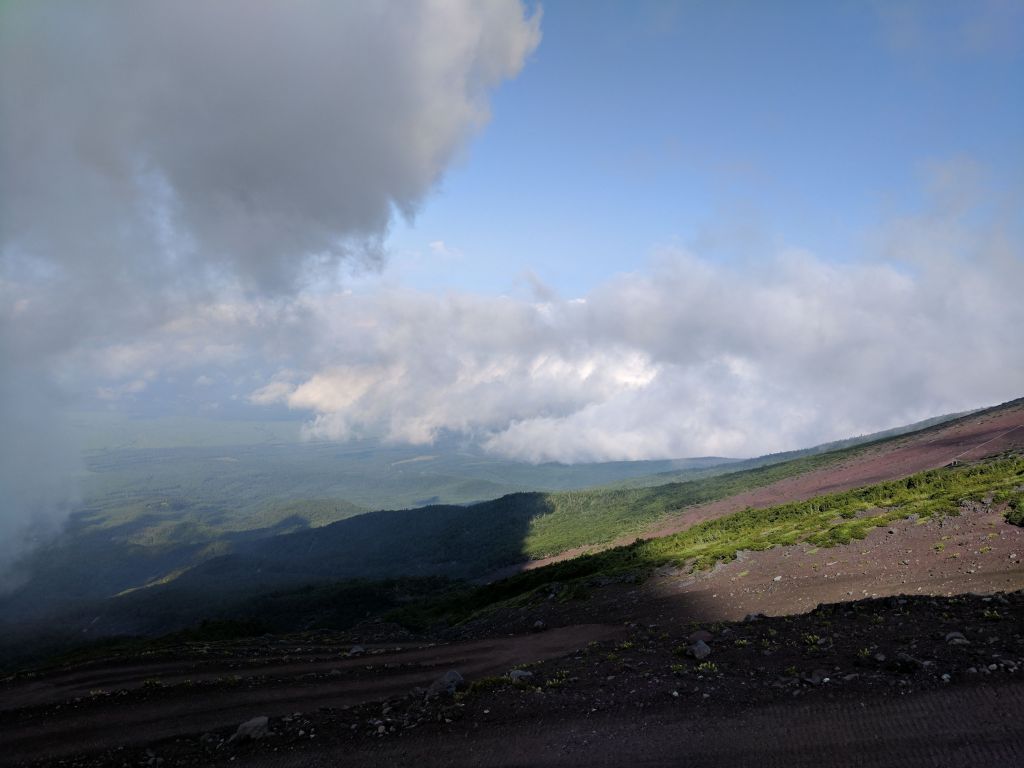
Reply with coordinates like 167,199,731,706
772,576,783,582
801,669,829,686
508,669,534,682
895,653,924,673
688,640,712,660
347,645,365,657
945,631,970,646
228,716,269,743
426,670,465,698
532,620,547,632
687,630,713,644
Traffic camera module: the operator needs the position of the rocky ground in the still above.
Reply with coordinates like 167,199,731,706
5,499,1024,768
4,590,1021,767
3,415,1023,766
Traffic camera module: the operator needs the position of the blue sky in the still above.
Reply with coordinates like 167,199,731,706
385,0,1024,297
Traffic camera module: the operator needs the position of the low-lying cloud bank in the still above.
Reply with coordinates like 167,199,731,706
78,193,1023,465
246,239,1023,462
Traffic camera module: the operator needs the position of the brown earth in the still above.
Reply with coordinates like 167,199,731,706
507,399,1024,575
3,503,1023,767
0,625,626,765
2,403,1024,767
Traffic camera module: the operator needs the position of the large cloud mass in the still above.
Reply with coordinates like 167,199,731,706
247,238,1024,462
0,0,540,579
0,0,540,292
82,178,1024,465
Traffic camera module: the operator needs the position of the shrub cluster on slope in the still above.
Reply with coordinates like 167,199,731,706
395,455,1024,628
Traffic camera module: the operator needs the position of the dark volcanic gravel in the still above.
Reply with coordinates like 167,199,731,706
5,591,1023,767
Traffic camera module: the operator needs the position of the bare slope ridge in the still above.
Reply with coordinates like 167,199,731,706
508,398,1024,574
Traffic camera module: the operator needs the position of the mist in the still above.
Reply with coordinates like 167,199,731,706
0,0,540,580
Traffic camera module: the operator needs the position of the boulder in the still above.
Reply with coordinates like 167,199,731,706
229,716,269,743
426,670,464,698
895,652,924,673
688,640,712,660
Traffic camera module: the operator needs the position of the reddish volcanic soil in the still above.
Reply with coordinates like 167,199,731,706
3,503,1023,767
647,403,1024,534
2,401,1023,767
0,625,626,765
512,400,1024,574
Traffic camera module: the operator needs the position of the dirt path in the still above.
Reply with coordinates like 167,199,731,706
0,624,625,766
261,680,1024,767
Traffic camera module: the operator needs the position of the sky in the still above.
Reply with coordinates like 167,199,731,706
383,0,1024,296
1,1,1023,570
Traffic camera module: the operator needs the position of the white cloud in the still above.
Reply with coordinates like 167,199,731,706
50,157,1024,466
235,234,1021,461
0,0,541,578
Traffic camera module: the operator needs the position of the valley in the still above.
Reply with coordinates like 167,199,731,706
2,399,1023,766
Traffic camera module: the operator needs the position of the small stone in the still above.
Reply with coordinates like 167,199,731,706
801,669,828,686
895,653,924,673
687,630,713,644
772,576,783,582
687,640,712,660
426,670,465,698
532,620,547,632
229,716,269,743
347,645,365,657
508,669,534,682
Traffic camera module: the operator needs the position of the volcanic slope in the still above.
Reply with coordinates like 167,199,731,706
505,396,1024,574
3,424,1024,766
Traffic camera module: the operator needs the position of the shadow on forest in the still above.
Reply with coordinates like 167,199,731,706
0,493,552,643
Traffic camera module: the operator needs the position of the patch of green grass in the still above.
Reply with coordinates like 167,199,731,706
1005,492,1024,526
393,456,1024,629
461,676,508,697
